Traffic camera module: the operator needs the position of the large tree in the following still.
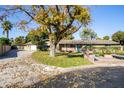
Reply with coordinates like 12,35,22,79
112,31,124,42
80,28,97,40
26,28,48,50
2,5,91,57
1,21,13,38
14,36,25,45
26,28,48,45
103,36,110,40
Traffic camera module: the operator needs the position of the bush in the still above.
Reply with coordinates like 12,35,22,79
37,45,48,51
93,46,122,56
56,52,69,56
0,37,11,46
67,53,84,58
116,51,124,55
94,51,104,57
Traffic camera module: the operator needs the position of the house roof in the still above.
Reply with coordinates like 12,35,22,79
25,42,37,45
59,40,120,45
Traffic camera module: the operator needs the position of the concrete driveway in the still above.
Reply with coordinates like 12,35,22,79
0,49,34,62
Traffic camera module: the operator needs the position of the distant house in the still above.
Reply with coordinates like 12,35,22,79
24,42,37,51
16,42,37,51
59,40,120,52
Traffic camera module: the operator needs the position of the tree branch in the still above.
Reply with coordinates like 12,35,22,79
18,7,35,20
60,6,75,33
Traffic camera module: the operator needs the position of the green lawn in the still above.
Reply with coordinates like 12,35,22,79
32,51,92,68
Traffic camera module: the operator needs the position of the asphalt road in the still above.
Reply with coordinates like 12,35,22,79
0,49,34,62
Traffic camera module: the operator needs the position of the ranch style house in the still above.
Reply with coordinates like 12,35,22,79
58,40,120,52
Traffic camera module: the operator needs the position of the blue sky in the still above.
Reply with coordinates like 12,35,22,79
74,5,124,39
1,5,124,39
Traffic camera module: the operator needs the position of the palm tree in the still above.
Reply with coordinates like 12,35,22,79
80,28,97,40
2,21,13,38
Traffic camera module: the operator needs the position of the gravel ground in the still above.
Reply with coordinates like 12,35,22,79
0,50,124,88
0,57,62,88
0,58,124,88
1,58,124,88
30,66,124,88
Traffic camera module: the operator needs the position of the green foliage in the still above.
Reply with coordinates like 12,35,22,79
112,31,124,42
33,6,91,40
93,51,104,57
26,28,48,45
14,36,25,45
26,28,48,50
67,53,84,57
64,34,74,40
103,36,110,40
93,46,122,56
1,6,91,56
80,28,97,40
37,41,48,51
32,51,92,68
4,5,91,56
86,45,93,51
18,20,28,31
1,21,13,38
116,51,124,55
96,37,102,40
0,37,10,46
10,38,14,45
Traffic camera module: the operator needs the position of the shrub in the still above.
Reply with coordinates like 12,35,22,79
93,50,105,56
93,46,122,55
37,45,48,51
0,37,11,46
116,51,124,55
67,53,84,58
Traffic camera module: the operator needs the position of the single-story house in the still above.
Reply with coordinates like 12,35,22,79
24,42,37,51
16,42,37,51
58,40,120,52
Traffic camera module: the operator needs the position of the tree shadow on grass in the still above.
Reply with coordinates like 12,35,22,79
29,66,124,88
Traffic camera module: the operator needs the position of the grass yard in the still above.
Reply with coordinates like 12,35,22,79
32,51,92,68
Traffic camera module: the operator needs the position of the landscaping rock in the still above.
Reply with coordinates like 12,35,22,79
0,56,62,88
1,50,124,88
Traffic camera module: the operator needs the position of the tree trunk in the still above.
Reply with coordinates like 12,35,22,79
49,41,56,57
6,31,9,38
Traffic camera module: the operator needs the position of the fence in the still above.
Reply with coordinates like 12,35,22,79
0,45,11,56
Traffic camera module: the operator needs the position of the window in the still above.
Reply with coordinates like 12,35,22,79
70,44,74,48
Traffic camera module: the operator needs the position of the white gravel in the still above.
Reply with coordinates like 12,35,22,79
0,50,62,88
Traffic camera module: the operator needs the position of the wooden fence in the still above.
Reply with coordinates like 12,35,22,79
0,45,11,56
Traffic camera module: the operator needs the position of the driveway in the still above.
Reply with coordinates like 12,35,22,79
0,49,34,62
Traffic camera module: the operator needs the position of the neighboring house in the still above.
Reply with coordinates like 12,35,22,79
59,40,120,52
24,42,37,51
16,42,37,51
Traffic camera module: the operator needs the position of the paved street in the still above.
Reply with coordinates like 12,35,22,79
0,49,34,62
